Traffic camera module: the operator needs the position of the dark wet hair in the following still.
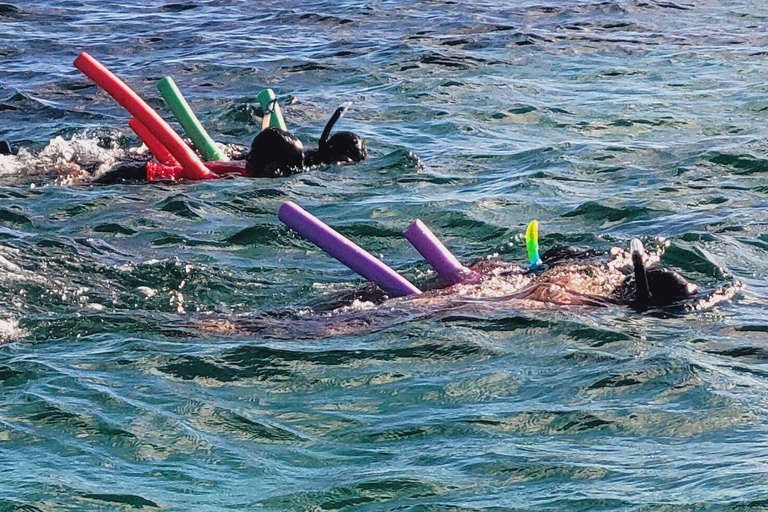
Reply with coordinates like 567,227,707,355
541,245,601,267
247,128,304,177
92,161,147,184
630,239,697,307
304,107,367,167
646,267,698,304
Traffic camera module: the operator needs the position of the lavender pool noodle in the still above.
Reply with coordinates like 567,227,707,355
278,202,421,297
403,219,471,284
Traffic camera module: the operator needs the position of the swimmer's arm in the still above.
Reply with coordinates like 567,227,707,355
204,160,249,176
95,159,246,183
146,160,249,181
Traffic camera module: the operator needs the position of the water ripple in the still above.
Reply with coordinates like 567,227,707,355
1,0,767,510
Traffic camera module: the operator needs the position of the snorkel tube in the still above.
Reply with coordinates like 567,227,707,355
319,106,346,150
526,220,543,269
630,238,651,303
73,52,214,180
157,76,228,162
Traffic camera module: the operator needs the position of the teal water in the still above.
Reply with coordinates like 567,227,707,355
1,1,768,510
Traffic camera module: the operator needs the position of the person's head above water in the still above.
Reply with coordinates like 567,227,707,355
629,238,698,307
538,238,698,308
304,106,368,167
246,106,367,177
247,127,305,177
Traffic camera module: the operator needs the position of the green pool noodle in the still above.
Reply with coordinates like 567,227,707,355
157,76,228,162
256,88,287,131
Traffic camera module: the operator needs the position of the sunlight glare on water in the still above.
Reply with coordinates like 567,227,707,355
1,1,768,510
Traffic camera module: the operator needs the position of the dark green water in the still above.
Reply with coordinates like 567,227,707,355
1,1,768,510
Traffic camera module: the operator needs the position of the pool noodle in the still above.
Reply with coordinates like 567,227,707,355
128,117,176,165
256,89,287,131
278,202,421,297
403,219,470,284
157,76,228,162
74,52,213,180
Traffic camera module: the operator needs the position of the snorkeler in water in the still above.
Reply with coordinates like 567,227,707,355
193,210,737,341
94,106,367,184
194,237,736,341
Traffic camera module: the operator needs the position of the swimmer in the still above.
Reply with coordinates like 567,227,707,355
93,107,367,184
195,239,736,340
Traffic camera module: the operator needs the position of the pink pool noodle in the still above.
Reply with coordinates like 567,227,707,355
403,219,472,284
128,117,176,165
278,202,421,297
74,52,213,180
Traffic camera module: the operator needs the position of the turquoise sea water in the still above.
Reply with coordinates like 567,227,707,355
1,1,768,510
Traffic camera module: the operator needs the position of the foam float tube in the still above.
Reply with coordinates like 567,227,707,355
257,89,287,131
157,76,228,162
128,117,176,165
403,219,472,284
278,201,421,298
73,52,213,180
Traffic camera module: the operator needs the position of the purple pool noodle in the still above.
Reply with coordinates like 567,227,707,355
403,219,471,284
278,202,421,297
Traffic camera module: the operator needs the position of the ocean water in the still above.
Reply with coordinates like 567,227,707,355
1,0,768,510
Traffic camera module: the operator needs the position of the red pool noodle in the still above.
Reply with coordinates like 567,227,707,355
74,52,213,180
128,117,176,165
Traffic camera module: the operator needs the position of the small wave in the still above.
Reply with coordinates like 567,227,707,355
0,248,46,284
160,2,195,13
709,151,768,176
0,4,21,18
0,317,24,343
81,493,160,509
563,200,671,226
260,478,447,511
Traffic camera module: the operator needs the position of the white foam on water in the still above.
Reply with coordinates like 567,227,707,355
0,317,25,343
0,133,150,184
0,151,30,177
